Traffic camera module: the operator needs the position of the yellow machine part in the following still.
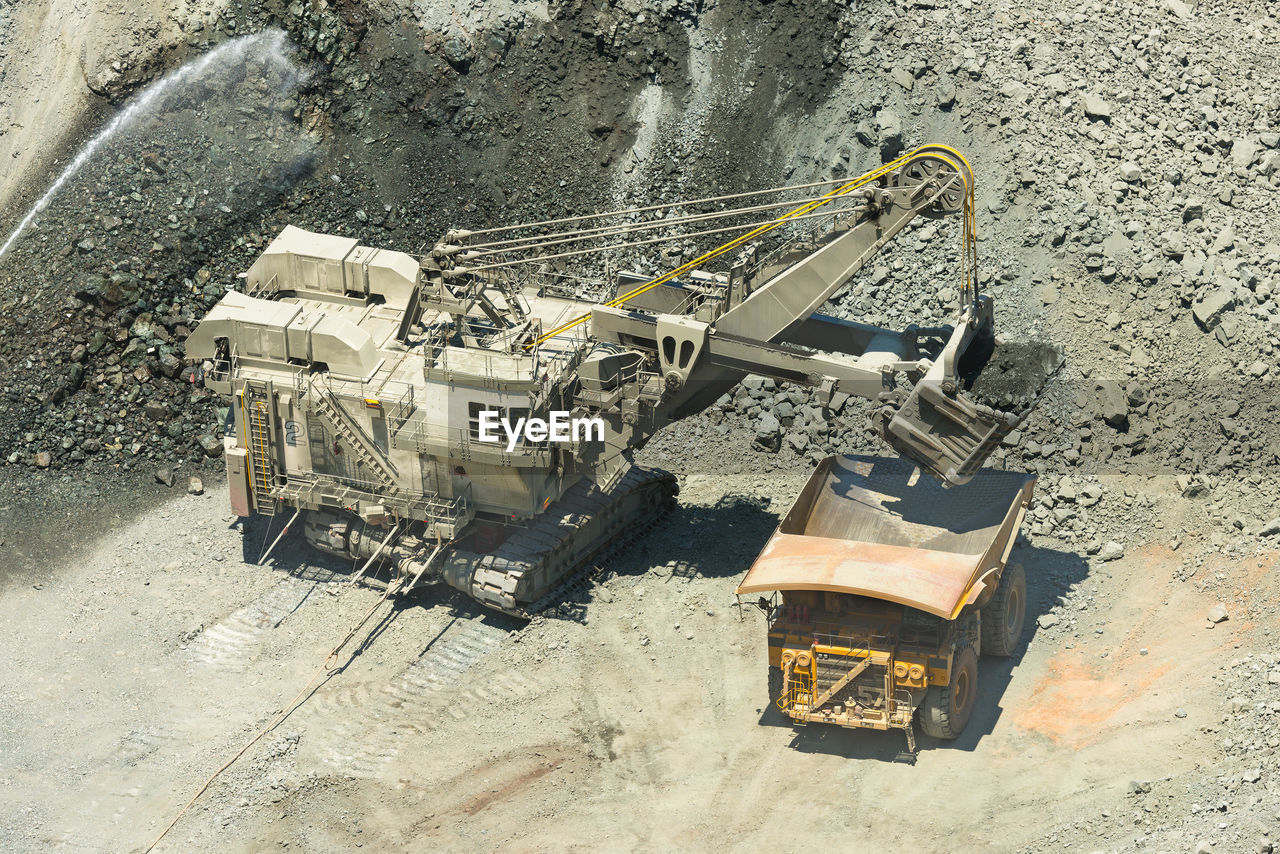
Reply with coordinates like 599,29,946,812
770,640,944,690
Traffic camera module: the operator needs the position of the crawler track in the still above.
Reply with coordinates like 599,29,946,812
441,466,678,617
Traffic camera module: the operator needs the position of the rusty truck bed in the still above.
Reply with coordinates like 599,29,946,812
737,456,1034,619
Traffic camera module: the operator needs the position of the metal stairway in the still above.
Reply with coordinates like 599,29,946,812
242,381,278,517
307,376,400,494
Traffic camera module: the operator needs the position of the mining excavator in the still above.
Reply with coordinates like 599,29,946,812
186,144,1033,616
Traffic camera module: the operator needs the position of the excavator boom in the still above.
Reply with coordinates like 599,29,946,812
185,143,1051,615
580,144,1025,484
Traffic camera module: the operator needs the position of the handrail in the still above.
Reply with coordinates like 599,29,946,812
280,470,472,527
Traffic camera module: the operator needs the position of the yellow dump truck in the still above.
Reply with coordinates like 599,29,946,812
737,455,1034,751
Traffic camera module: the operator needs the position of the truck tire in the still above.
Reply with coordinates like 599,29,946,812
919,645,978,740
981,561,1026,657
764,666,785,722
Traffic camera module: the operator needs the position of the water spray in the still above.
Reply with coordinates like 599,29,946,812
0,28,305,261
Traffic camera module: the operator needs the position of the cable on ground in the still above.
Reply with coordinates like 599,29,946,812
143,578,405,853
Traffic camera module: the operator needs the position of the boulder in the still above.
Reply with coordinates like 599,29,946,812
1097,382,1129,429
1083,94,1111,120
1098,541,1125,561
197,434,224,457
876,109,904,160
1192,288,1236,331
753,413,781,452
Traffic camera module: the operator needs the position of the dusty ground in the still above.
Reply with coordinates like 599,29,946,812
1,460,1272,853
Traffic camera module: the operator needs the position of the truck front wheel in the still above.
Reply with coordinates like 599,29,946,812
919,645,978,740
981,561,1026,657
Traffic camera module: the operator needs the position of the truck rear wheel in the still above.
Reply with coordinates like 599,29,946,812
768,666,783,703
981,561,1026,657
764,666,785,722
919,645,977,739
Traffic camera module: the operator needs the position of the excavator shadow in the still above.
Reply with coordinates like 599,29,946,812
606,492,781,584
236,513,348,583
235,514,523,663
758,541,1091,759
527,492,781,624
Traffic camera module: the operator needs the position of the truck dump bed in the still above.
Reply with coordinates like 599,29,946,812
737,456,1034,619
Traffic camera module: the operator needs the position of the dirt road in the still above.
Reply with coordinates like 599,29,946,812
0,470,1252,853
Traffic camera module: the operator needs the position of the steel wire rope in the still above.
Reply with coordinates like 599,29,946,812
143,578,408,852
461,204,869,273
523,145,940,349
447,176,872,238
457,195,861,256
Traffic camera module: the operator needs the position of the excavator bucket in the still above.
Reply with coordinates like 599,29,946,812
874,327,1063,487
877,381,1023,487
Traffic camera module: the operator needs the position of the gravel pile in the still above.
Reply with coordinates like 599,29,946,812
625,0,1280,556
0,30,315,476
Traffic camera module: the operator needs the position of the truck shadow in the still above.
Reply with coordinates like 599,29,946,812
757,540,1091,758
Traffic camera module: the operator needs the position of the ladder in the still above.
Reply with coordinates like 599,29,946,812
779,657,814,714
307,376,400,494
241,381,277,517
810,656,871,711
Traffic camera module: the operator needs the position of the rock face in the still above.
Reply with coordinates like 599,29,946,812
0,27,313,476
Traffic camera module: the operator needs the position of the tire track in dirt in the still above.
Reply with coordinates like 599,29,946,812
297,618,541,777
184,577,318,672
43,777,149,854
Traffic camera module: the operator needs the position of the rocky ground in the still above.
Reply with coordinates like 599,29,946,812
1,0,1278,851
